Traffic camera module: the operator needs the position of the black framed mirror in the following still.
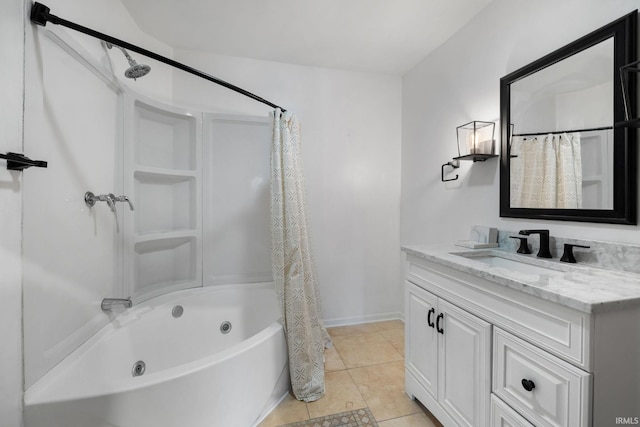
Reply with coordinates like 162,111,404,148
500,11,637,224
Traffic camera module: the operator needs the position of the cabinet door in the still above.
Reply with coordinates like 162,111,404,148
438,298,492,427
406,282,439,400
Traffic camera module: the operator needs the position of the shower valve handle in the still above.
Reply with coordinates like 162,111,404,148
85,192,117,212
110,194,135,211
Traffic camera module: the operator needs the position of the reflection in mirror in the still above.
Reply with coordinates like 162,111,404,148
509,38,614,210
510,129,614,209
510,131,612,209
510,38,613,134
500,10,637,224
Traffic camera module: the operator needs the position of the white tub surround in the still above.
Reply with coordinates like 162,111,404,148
403,243,640,427
24,283,288,427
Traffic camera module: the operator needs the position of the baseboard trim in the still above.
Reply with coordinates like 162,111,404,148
323,312,404,328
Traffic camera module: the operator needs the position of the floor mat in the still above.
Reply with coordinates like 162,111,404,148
279,407,378,427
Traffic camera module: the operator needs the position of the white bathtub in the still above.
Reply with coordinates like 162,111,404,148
24,283,289,427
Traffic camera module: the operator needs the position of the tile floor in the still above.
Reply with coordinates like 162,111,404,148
258,320,443,427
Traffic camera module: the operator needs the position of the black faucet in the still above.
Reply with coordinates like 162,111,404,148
518,229,552,258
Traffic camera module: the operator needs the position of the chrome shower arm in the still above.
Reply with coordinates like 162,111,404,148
105,42,137,67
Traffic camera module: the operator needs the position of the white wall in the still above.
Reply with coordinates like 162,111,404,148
22,0,173,389
173,51,403,324
401,0,640,246
0,1,25,425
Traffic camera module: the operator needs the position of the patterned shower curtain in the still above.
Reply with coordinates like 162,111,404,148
510,132,583,209
270,109,332,402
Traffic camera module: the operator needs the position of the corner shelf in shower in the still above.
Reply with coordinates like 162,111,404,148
133,235,198,296
134,165,198,178
123,93,203,302
134,230,198,243
133,171,198,235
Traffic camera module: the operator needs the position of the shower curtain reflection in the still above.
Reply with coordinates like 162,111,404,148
510,132,583,209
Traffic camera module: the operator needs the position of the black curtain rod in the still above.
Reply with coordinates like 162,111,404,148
30,2,287,112
512,125,613,137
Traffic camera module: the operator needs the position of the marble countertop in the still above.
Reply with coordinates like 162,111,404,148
402,244,640,314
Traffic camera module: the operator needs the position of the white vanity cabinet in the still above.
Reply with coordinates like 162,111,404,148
406,281,491,427
404,251,640,427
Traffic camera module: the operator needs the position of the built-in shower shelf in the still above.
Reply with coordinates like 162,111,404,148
134,230,198,243
124,94,202,301
133,165,197,178
133,235,199,297
133,99,198,171
134,171,198,234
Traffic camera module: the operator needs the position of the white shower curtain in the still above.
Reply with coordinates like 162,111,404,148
510,132,583,209
270,109,331,402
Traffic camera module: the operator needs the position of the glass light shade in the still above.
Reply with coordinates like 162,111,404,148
456,121,496,157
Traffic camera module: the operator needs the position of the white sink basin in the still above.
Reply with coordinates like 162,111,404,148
454,252,565,276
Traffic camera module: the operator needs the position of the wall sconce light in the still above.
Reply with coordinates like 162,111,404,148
618,59,639,127
441,120,497,182
455,121,497,161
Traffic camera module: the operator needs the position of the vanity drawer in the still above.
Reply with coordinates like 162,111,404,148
493,328,590,427
491,394,535,427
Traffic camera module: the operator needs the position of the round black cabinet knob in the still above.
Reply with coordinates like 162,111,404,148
521,378,536,392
